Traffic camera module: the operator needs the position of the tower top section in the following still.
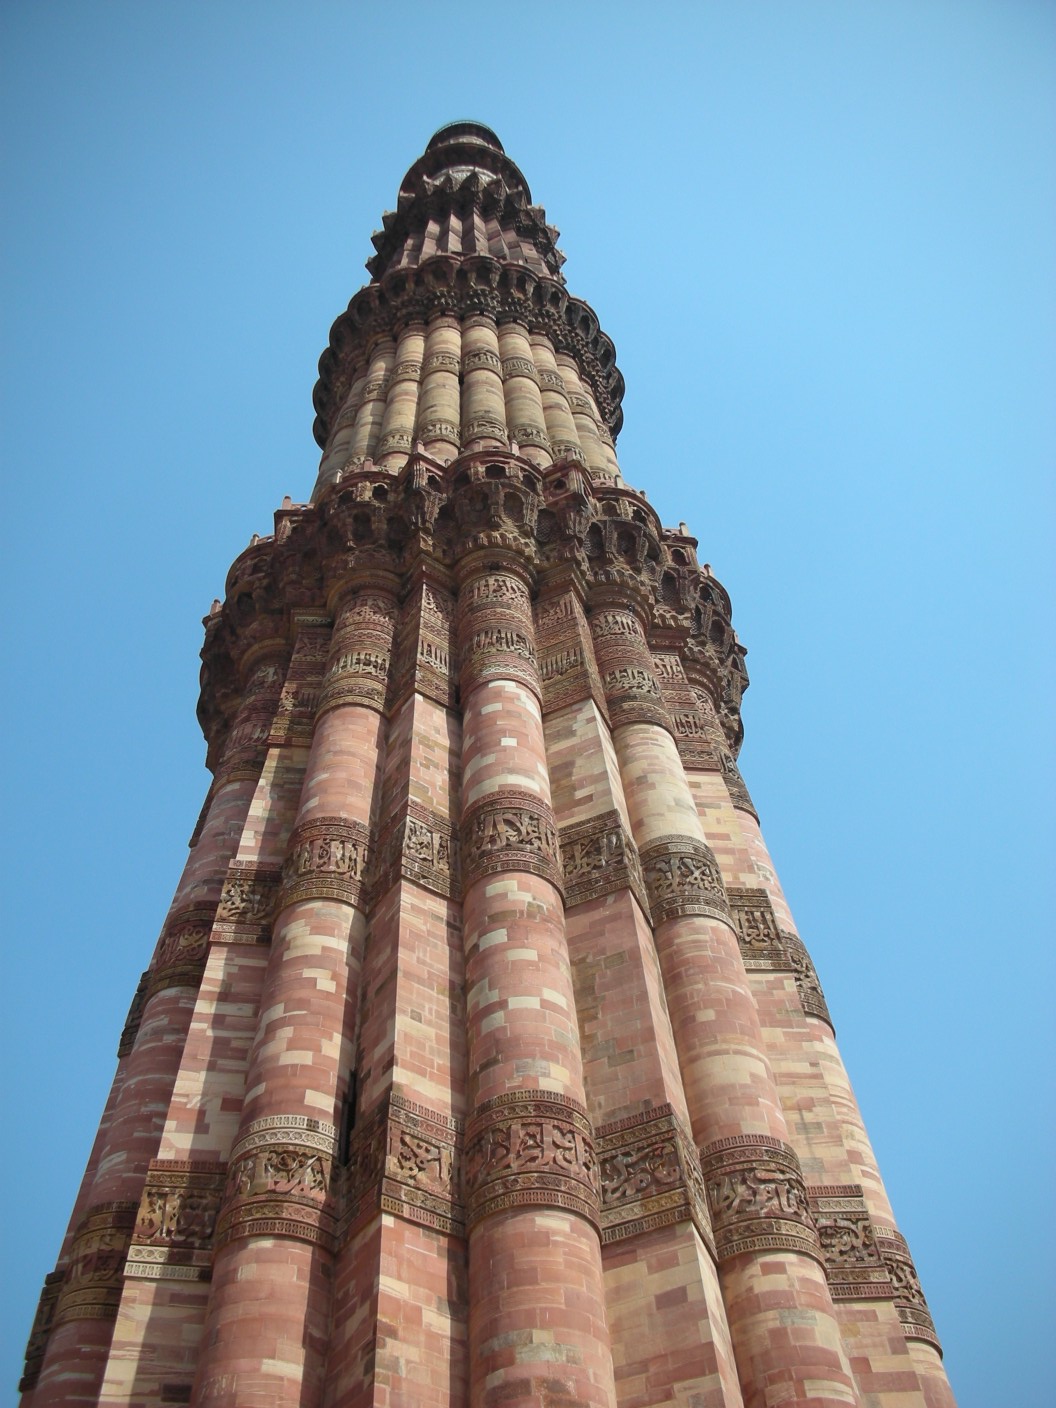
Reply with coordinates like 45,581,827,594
312,124,625,451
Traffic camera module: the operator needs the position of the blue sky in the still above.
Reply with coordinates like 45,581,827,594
2,3,1053,1403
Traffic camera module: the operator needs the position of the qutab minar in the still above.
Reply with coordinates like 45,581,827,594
21,122,956,1408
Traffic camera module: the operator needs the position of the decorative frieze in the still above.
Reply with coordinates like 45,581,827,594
461,789,561,892
808,1184,891,1301
53,1200,138,1326
280,817,372,910
535,591,605,717
782,930,834,1029
125,1160,227,1282
215,1116,338,1252
213,862,281,943
597,1105,713,1253
700,1135,821,1265
316,592,398,716
559,809,648,914
146,904,215,997
719,748,758,818
340,1093,464,1241
19,1269,63,1391
726,887,785,968
117,970,150,1058
640,835,730,924
374,799,460,901
457,566,539,696
875,1227,942,1351
464,1091,599,1230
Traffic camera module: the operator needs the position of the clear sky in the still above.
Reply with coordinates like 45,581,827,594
2,3,1052,1403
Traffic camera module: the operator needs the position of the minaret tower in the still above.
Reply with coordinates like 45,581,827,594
21,122,955,1408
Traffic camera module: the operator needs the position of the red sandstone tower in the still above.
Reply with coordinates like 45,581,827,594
21,122,955,1408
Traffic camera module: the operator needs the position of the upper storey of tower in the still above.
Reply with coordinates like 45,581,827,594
312,123,626,460
366,122,566,283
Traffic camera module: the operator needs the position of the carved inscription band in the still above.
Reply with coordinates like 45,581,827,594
700,1135,821,1265
640,834,731,925
281,817,372,910
727,888,833,1030
343,1093,464,1241
559,809,649,914
597,1105,713,1254
126,1159,226,1282
461,789,562,892
215,1116,338,1252
52,1201,138,1326
464,1091,600,1230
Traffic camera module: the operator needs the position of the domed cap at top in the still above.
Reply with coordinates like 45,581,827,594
397,119,532,205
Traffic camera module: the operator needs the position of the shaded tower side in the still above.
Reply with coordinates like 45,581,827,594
21,124,954,1408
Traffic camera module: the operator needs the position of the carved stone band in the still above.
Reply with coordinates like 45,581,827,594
280,817,372,911
464,1091,600,1230
53,1201,138,1326
461,789,562,892
125,1159,226,1282
343,1092,464,1241
599,665,671,732
808,1184,891,1301
216,1117,338,1252
875,1227,942,1351
145,904,215,999
18,1270,64,1392
727,889,834,1030
597,1105,713,1254
559,810,649,914
640,835,730,925
316,645,392,715
214,863,281,943
374,800,460,902
700,1135,821,1265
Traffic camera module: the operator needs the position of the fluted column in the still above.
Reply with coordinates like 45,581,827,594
588,594,861,1408
316,369,367,495
456,550,617,1408
416,314,462,461
28,643,288,1408
460,314,507,450
376,322,425,470
191,583,398,1407
557,354,611,479
531,333,586,465
535,574,745,1408
347,338,395,467
498,321,552,469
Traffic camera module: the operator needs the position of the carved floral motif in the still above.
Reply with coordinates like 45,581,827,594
597,1106,713,1251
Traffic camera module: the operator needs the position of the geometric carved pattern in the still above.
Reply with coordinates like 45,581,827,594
280,817,373,910
215,1116,338,1253
875,1226,943,1352
699,1135,822,1265
559,808,649,913
464,1091,600,1230
341,1092,464,1241
597,1104,714,1254
125,1159,227,1282
808,1185,892,1301
461,788,562,892
52,1200,138,1326
639,834,730,924
535,591,605,718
